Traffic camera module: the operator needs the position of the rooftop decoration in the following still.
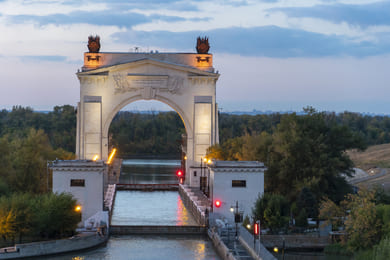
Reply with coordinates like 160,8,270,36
88,35,100,53
196,36,210,54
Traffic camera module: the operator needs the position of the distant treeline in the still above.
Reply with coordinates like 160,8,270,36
0,105,76,152
219,111,390,145
1,106,390,157
108,111,185,158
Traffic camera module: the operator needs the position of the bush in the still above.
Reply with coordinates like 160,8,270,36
373,237,390,260
324,243,352,256
376,204,390,238
253,193,290,233
0,192,79,242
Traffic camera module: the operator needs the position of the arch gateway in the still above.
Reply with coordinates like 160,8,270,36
75,38,220,185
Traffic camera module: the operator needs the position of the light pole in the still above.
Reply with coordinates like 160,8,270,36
230,201,242,239
200,157,203,191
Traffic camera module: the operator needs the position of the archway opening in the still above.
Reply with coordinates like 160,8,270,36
108,100,186,160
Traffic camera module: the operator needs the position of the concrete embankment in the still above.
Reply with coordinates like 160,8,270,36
261,235,330,249
208,229,236,260
110,225,206,235
178,184,207,226
0,232,107,259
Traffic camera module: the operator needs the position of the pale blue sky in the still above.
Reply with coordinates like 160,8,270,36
0,0,389,114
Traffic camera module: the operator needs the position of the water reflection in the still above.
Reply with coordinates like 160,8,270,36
40,236,220,260
120,159,180,184
111,191,197,226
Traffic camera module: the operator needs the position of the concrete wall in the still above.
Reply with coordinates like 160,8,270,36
51,160,105,225
207,229,236,260
178,184,207,226
261,235,330,249
0,232,107,259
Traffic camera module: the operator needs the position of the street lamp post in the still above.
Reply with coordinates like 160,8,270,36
200,157,203,191
230,201,242,239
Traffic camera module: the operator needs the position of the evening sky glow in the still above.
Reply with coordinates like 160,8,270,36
0,0,389,114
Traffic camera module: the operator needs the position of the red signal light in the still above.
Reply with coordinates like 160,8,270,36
176,170,183,177
215,200,222,208
254,223,259,236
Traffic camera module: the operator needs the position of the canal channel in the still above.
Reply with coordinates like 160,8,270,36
39,159,221,260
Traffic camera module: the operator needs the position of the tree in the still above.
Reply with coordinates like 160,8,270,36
33,193,80,238
344,189,381,250
318,197,346,231
253,193,290,233
297,187,318,219
0,197,16,241
266,108,365,203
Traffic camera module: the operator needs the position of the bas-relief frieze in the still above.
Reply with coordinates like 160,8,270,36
79,76,107,85
112,73,185,99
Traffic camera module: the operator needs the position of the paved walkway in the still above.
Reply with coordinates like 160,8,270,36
219,226,255,260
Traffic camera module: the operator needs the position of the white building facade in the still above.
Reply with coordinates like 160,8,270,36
51,160,105,226
209,161,266,223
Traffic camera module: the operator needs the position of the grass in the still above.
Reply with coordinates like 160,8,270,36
347,143,390,171
347,143,390,191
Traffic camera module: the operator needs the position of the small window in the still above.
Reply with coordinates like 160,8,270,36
71,179,85,187
193,171,197,177
232,180,246,187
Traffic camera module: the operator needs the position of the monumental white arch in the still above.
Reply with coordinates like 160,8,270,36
75,45,220,181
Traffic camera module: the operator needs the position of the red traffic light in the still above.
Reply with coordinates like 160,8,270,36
176,170,183,177
254,223,259,235
215,200,222,208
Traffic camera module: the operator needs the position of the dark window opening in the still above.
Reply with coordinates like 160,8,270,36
71,179,85,187
194,171,197,177
232,180,246,187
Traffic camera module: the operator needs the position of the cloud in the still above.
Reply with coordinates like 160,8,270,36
270,2,390,28
7,10,192,28
62,0,200,11
113,26,390,57
20,55,67,62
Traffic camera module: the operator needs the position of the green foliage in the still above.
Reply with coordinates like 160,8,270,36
355,237,390,260
354,249,374,260
108,111,185,158
344,189,381,251
33,193,79,238
253,193,290,232
210,108,364,205
0,105,76,152
295,208,308,228
318,197,345,231
375,187,390,205
0,193,79,242
324,243,351,256
0,128,73,194
297,187,318,218
0,179,10,197
372,236,390,260
376,204,390,237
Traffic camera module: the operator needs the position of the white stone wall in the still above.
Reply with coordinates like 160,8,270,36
51,161,105,226
210,161,265,224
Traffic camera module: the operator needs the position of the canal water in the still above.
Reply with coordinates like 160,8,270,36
42,159,220,260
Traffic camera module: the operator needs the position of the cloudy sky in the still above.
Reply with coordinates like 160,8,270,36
0,0,389,114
